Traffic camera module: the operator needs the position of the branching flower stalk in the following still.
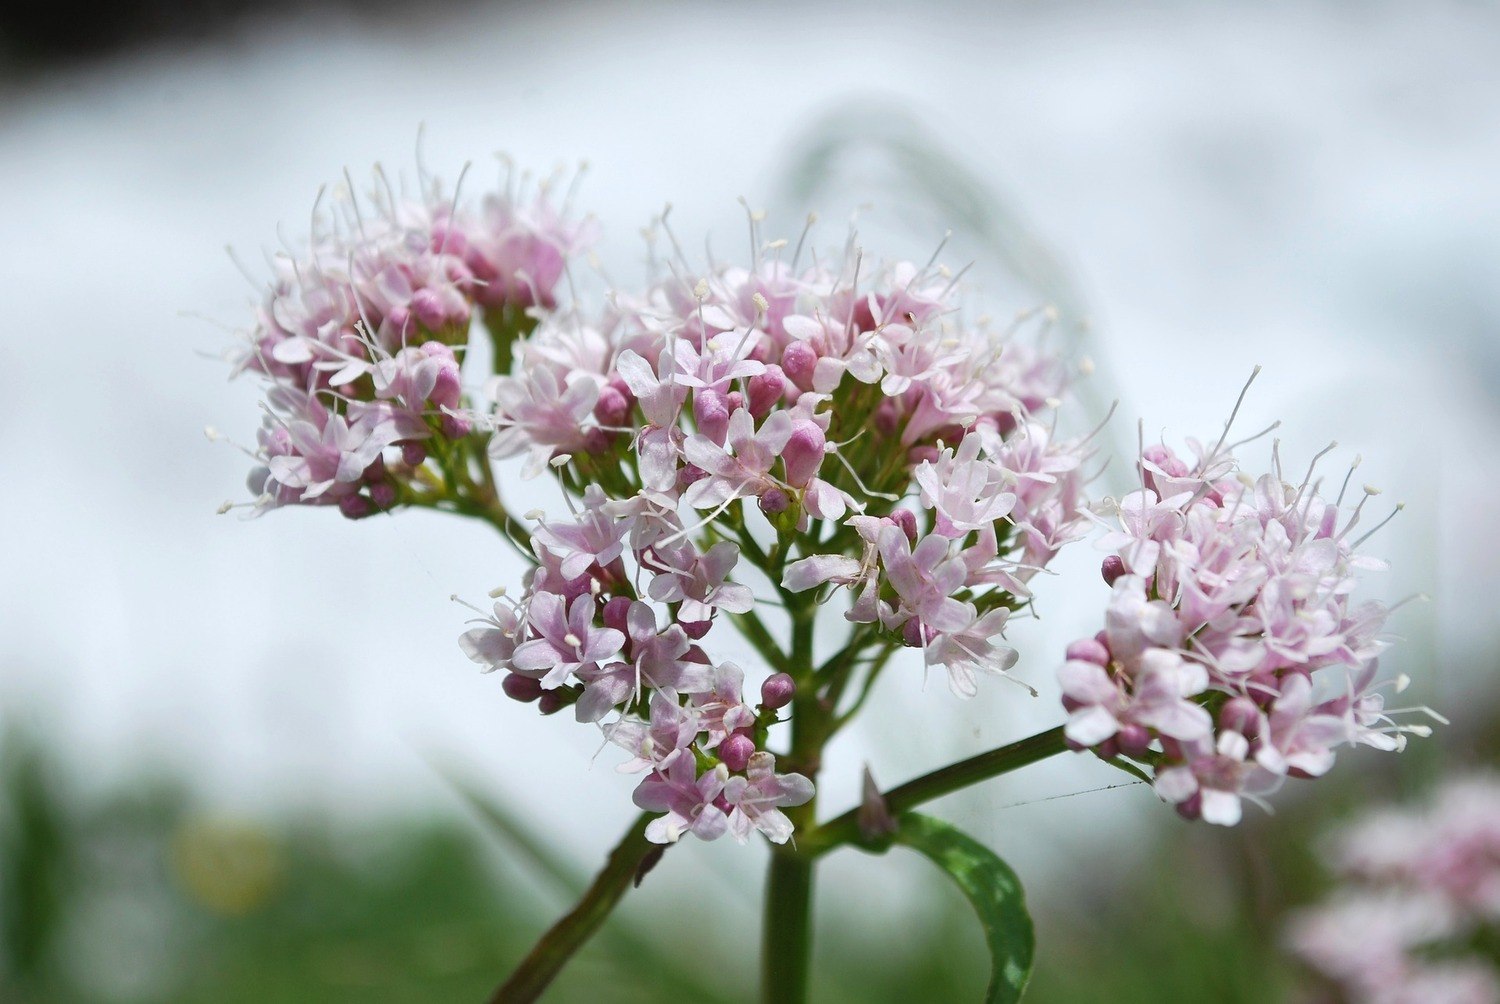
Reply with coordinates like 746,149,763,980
217,159,1433,1003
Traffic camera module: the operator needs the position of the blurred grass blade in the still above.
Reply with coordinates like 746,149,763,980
432,759,584,895
894,813,1035,1004
434,760,730,1002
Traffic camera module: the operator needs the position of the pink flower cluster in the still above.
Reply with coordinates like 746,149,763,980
782,420,1092,697
1057,434,1419,825
233,171,593,517
1288,776,1500,1004
457,225,1089,843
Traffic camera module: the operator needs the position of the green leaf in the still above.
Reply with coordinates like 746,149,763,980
894,813,1035,1003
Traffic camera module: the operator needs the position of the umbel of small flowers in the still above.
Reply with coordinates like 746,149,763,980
1056,386,1435,826
453,217,1091,846
1287,775,1500,1004
228,162,594,523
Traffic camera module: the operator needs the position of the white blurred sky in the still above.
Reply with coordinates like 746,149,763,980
3,0,1499,901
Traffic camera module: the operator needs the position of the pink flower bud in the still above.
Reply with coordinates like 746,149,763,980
588,383,628,425
760,673,795,710
411,288,449,331
441,413,472,439
1219,696,1262,739
537,690,567,715
368,482,397,509
908,445,939,465
684,645,712,664
748,366,786,417
401,442,428,467
783,421,826,488
719,734,756,772
1142,444,1189,478
1175,792,1203,821
693,389,731,444
902,618,927,648
681,620,712,640
582,427,610,455
781,341,818,390
601,596,631,633
759,488,790,515
421,341,462,404
678,464,708,490
1065,638,1110,666
606,375,635,407
339,494,373,520
502,673,543,703
1096,737,1120,759
874,399,899,435
430,223,468,257
1101,555,1126,585
725,390,744,412
890,509,919,544
1117,723,1152,759
385,305,412,336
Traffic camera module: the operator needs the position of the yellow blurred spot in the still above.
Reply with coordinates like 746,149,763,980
169,816,282,916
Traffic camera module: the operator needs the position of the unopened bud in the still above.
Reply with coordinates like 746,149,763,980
594,385,630,427
1101,555,1127,585
783,421,826,488
502,673,543,703
748,366,786,417
902,618,927,648
1065,638,1110,666
759,488,790,515
441,413,473,439
537,690,567,715
1218,696,1262,740
760,673,796,710
693,389,731,444
582,427,611,455
411,288,449,331
781,341,818,390
401,442,428,467
890,509,919,544
1174,792,1202,821
719,734,756,772
601,596,631,633
339,494,373,520
1116,723,1153,759
368,482,397,509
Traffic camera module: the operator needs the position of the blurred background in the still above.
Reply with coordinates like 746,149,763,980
2,1,1498,1000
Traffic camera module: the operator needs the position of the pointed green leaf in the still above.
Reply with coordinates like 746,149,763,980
894,813,1035,1003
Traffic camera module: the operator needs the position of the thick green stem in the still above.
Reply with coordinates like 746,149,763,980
809,725,1070,855
490,813,656,1003
757,598,825,1002
761,850,816,1004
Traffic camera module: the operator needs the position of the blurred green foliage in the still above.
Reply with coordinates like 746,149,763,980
0,721,1355,1004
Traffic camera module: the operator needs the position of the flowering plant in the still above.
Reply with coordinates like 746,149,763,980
219,160,1430,1002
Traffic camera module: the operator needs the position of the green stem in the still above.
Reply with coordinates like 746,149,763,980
809,725,1070,855
490,813,656,1003
761,850,815,1004
758,597,824,1002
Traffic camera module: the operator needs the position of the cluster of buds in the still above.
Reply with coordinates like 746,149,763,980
1056,399,1431,825
231,167,593,518
1288,776,1500,1003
